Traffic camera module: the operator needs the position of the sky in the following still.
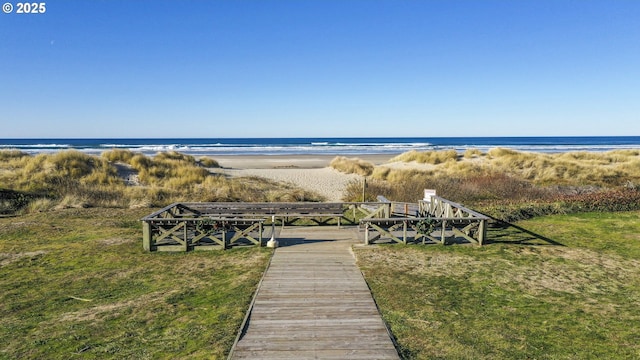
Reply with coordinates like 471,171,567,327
1,0,639,138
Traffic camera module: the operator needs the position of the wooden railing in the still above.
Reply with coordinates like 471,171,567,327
418,196,488,219
142,197,491,251
142,204,265,251
360,196,490,246
142,202,347,251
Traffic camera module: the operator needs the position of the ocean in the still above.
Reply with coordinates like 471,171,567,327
1,137,640,156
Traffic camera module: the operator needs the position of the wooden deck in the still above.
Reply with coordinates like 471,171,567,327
229,226,399,360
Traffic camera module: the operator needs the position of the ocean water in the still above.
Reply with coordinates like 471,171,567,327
1,137,640,156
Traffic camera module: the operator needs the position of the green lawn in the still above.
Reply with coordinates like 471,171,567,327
0,208,271,359
356,211,640,359
3,208,639,359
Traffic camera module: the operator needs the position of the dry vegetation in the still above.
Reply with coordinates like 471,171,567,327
338,148,640,221
378,148,640,187
390,149,459,164
329,156,374,176
0,149,322,214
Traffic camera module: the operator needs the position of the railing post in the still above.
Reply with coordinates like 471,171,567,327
142,221,152,251
478,219,486,246
364,223,370,245
352,205,356,223
403,221,407,244
441,220,447,245
183,222,189,252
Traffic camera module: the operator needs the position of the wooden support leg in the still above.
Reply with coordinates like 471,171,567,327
183,223,188,252
478,219,486,246
441,220,447,245
142,221,152,251
403,221,407,244
365,223,370,245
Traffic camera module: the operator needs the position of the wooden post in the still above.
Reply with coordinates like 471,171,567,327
478,219,486,246
364,223,370,245
142,221,151,251
402,221,407,244
183,222,189,252
441,220,447,245
362,177,367,202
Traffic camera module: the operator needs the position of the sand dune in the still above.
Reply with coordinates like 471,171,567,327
207,155,391,202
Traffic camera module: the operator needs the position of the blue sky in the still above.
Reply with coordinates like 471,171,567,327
1,0,639,138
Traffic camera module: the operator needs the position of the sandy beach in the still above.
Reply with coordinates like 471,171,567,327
209,154,395,202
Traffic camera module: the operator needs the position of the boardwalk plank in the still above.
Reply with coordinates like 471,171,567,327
229,226,399,359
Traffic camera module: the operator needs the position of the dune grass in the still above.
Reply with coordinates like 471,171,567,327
0,208,271,359
390,149,459,165
356,211,640,359
379,148,640,188
341,148,640,221
0,149,322,214
329,156,374,176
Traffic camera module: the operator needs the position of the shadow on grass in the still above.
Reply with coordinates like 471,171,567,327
486,219,565,246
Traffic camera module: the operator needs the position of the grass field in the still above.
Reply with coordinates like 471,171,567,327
0,208,271,359
356,211,640,359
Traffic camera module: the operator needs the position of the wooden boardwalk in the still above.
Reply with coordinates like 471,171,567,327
230,226,399,360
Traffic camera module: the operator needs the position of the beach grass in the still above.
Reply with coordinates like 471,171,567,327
389,149,459,164
0,208,271,359
339,148,640,221
374,148,640,188
356,210,640,359
0,150,323,214
329,156,374,176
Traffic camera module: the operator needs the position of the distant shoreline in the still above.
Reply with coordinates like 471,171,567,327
2,136,640,156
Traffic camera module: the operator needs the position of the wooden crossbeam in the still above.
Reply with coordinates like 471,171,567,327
452,227,478,244
360,204,389,219
366,223,404,244
154,222,186,245
229,222,262,246
191,229,226,248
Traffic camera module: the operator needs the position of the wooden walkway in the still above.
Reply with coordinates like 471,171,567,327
230,226,399,360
